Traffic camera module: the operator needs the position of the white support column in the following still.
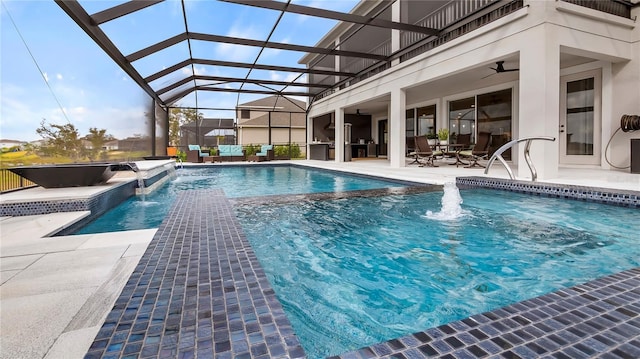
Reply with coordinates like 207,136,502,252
391,1,401,67
390,88,406,168
334,108,345,162
517,26,560,180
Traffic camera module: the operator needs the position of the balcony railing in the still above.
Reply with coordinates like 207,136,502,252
314,0,633,101
315,0,524,100
402,0,496,48
400,0,523,62
560,0,633,18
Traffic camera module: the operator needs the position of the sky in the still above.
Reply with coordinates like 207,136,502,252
0,0,359,142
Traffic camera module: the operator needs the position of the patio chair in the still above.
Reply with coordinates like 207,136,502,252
256,144,274,161
459,131,491,168
187,144,208,163
411,135,443,167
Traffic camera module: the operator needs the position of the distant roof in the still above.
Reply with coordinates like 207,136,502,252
237,95,306,113
181,118,235,131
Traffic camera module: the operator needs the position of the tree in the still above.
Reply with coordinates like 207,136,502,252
169,106,203,146
36,120,84,160
86,127,115,161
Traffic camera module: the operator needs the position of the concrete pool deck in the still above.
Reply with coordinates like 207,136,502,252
0,160,638,358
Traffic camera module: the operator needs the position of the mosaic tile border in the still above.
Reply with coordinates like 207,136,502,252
457,176,640,208
0,181,136,219
84,190,305,359
334,267,640,359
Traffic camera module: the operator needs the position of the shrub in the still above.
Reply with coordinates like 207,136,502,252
274,143,302,159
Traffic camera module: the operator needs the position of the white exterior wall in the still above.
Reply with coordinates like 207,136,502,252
307,0,638,178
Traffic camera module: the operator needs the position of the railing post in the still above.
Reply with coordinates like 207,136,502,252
484,136,556,181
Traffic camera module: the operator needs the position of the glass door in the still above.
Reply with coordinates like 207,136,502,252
417,105,436,137
378,119,388,156
477,89,512,160
560,70,601,165
449,98,475,144
406,109,415,155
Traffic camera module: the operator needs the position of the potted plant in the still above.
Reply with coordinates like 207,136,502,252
438,128,449,145
426,132,437,146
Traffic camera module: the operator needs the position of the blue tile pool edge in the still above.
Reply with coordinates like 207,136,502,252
83,182,640,358
334,267,640,359
457,176,640,208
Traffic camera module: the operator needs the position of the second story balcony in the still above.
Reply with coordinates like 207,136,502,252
307,0,635,101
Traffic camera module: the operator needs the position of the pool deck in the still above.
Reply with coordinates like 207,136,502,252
1,159,639,358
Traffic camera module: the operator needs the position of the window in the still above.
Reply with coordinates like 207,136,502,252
406,109,415,152
449,98,475,143
477,89,512,159
240,109,250,119
447,89,512,158
417,105,436,137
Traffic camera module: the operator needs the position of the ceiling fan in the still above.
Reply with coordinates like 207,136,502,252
483,61,519,78
355,109,370,116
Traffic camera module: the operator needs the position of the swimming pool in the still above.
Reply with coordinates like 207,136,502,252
75,165,410,234
234,187,640,358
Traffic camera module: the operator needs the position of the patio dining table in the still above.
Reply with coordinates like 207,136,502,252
437,143,468,166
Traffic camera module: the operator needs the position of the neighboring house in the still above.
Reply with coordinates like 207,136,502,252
81,139,93,150
0,139,26,151
236,96,307,148
301,0,640,179
104,140,119,151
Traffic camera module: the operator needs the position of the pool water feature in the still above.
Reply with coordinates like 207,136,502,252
75,166,409,234
234,188,640,358
425,181,464,221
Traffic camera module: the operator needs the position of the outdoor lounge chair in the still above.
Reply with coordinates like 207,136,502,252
187,144,208,163
458,131,491,168
411,135,443,167
255,144,274,161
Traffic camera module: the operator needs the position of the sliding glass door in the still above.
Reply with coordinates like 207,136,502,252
448,89,512,159
478,89,512,159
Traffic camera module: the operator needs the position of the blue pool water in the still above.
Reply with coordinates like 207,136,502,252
234,188,640,358
75,166,406,234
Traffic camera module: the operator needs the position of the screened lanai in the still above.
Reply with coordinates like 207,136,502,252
52,0,442,155
2,0,450,162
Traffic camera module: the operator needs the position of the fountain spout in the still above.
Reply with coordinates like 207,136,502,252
425,182,464,221
110,162,139,172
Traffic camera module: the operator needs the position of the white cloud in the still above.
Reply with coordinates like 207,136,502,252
270,71,282,81
1,83,148,142
56,73,63,80
215,25,263,62
269,72,303,83
193,66,207,76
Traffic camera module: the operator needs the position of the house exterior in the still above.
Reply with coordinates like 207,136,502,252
236,96,307,149
0,139,26,151
301,0,640,179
